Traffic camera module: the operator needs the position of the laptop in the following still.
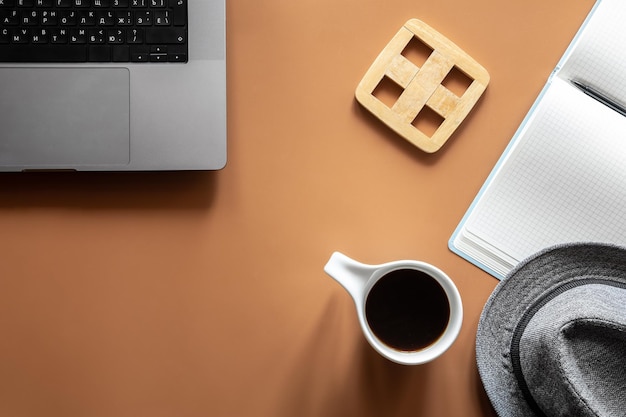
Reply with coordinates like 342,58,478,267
0,0,226,171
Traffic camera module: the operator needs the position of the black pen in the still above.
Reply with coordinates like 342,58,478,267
571,79,626,118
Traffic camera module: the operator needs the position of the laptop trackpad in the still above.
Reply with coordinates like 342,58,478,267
0,68,130,168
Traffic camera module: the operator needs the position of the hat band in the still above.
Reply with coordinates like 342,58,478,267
509,278,626,417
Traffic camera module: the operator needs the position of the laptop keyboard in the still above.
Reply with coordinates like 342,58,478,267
0,0,188,63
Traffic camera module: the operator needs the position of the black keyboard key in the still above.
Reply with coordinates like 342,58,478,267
0,10,19,25
154,10,169,25
107,28,124,43
145,27,184,44
126,27,143,43
116,11,132,25
96,10,115,25
171,0,186,26
168,52,185,62
88,44,110,61
59,10,77,25
50,28,68,43
88,28,105,43
149,53,166,62
130,50,148,62
135,10,151,25
69,28,87,43
20,11,39,25
31,28,48,43
112,44,129,61
10,28,29,43
150,45,166,53
0,44,87,61
41,10,59,25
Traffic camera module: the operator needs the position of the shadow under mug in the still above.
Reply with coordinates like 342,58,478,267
324,252,463,365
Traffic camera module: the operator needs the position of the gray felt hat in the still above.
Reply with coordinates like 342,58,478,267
476,243,626,417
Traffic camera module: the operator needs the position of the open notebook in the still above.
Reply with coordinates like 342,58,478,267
449,0,626,279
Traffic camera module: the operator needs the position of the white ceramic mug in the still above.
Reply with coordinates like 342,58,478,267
324,252,463,365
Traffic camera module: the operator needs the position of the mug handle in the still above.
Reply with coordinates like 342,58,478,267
324,252,377,303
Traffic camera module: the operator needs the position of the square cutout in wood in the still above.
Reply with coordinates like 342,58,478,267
355,19,489,153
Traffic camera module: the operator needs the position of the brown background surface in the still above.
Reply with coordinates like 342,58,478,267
0,1,595,416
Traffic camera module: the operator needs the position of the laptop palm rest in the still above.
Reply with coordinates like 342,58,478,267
0,68,130,169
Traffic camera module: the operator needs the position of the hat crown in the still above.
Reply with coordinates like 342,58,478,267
515,283,626,417
476,243,626,417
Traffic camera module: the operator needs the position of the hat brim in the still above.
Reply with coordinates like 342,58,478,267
476,242,626,417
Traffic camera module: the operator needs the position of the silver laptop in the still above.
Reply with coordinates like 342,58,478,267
0,0,226,171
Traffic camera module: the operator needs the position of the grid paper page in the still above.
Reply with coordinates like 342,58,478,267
558,0,626,104
464,77,626,263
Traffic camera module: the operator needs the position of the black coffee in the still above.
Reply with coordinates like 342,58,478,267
365,268,450,352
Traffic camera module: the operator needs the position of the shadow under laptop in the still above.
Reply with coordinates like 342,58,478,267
0,171,218,210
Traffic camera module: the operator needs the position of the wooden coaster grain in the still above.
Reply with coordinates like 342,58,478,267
355,19,489,153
